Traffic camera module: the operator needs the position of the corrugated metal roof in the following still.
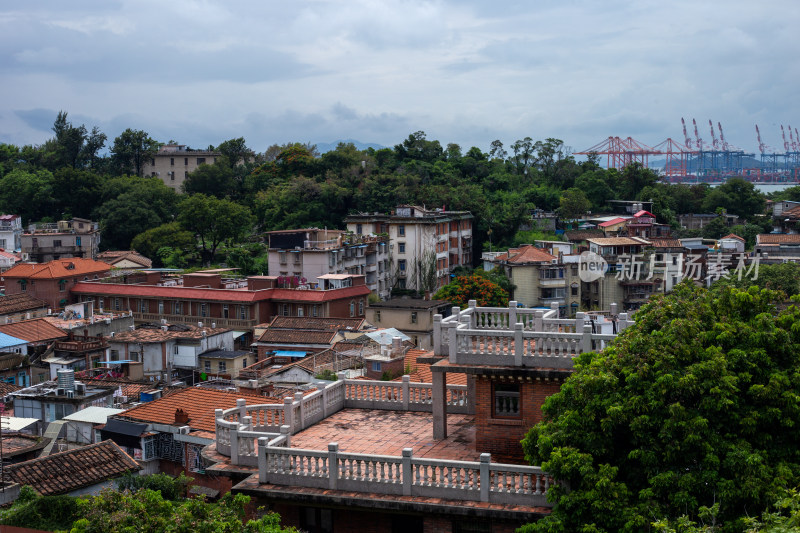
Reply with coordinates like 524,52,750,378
0,416,39,431
0,332,28,349
63,406,124,424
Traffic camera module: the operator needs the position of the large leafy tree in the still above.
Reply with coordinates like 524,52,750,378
110,128,159,176
178,194,254,264
131,222,196,266
433,273,508,308
521,282,800,532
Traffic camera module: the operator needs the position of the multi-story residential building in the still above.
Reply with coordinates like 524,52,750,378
366,298,452,349
267,228,391,300
1,258,111,310
21,218,101,262
141,144,220,191
582,237,659,311
345,205,473,293
649,238,687,293
0,214,22,252
754,233,800,262
69,270,371,347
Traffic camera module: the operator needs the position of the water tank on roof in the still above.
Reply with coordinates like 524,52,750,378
57,369,75,392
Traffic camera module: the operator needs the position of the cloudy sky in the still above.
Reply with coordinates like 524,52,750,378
1,1,798,156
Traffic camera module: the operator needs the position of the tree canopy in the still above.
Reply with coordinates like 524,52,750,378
521,282,800,532
433,273,509,308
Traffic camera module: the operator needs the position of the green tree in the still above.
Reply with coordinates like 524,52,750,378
217,137,252,168
557,187,590,219
178,194,254,264
714,262,800,298
110,128,159,176
52,110,87,169
0,486,79,531
521,283,800,532
433,274,508,308
131,222,196,265
0,168,56,223
701,214,729,239
182,160,236,198
52,167,103,219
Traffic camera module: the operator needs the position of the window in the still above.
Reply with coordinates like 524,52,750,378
571,283,579,296
114,297,121,311
242,358,247,368
372,362,382,372
197,157,206,165
349,301,355,317
356,224,362,235
110,349,119,361
169,171,175,181
222,304,229,318
200,303,208,317
398,260,406,272
358,300,364,315
98,297,104,310
170,157,175,166
398,242,405,253
218,361,226,372
184,171,188,179
312,305,319,317
299,508,332,533
281,304,289,316
239,305,248,319
0,239,5,249
173,301,182,314
375,310,381,322
58,279,67,292
158,301,164,314
174,345,179,354
279,252,287,264
184,157,189,165
297,306,304,317
53,239,62,247
204,361,211,372
410,311,418,324
140,299,148,313
493,383,521,418
398,224,405,236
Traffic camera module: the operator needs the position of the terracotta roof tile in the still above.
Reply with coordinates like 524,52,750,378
783,205,800,217
0,382,21,396
267,316,365,331
2,258,110,280
757,234,800,245
0,294,48,315
257,329,337,345
587,237,650,246
397,349,467,386
119,387,275,432
96,250,153,268
598,217,629,228
494,245,556,264
721,233,745,242
649,238,684,248
564,229,604,241
6,440,140,495
0,319,67,343
109,323,229,344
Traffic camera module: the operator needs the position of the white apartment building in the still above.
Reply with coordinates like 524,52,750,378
345,205,473,293
141,144,220,191
267,228,391,300
0,215,22,252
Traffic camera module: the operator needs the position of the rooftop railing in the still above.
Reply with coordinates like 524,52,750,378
433,300,632,369
214,376,550,507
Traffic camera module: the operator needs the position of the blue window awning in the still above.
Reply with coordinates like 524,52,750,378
274,350,307,358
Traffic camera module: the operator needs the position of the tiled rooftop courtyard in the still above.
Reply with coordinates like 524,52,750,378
289,409,481,461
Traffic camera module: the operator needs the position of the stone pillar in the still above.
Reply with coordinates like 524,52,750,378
508,301,517,328
283,397,294,432
402,375,410,410
514,322,524,366
534,310,544,332
280,424,291,447
582,324,593,353
402,448,413,496
328,443,339,490
432,371,448,440
467,375,477,415
480,453,491,502
236,398,247,420
448,320,458,363
294,392,304,430
433,314,443,356
258,437,269,484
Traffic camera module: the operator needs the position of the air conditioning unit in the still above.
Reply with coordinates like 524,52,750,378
66,390,74,399
177,426,191,435
56,388,65,396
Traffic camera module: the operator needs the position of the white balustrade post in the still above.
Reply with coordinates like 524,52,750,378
508,301,517,328
322,385,329,418
550,302,559,315
328,443,339,490
402,375,410,410
619,312,629,331
294,392,305,430
448,321,458,363
230,426,240,465
433,314,443,356
534,310,543,332
480,453,491,502
214,408,223,431
258,437,269,484
575,312,585,334
514,322,524,366
283,397,294,432
610,303,618,316
237,398,247,420
582,324,593,353
280,424,291,447
432,371,447,440
402,448,413,496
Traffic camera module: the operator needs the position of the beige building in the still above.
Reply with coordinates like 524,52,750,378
21,218,100,262
141,144,220,191
583,237,659,312
345,205,473,293
366,298,452,350
489,244,582,316
267,228,391,300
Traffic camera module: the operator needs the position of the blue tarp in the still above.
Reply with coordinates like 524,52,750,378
274,350,307,358
0,332,27,350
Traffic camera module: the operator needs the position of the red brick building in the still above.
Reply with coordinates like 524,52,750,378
1,259,111,310
70,271,371,347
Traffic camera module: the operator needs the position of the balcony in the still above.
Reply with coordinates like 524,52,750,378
134,312,257,329
211,379,552,508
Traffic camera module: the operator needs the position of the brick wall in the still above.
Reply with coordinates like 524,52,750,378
474,376,562,463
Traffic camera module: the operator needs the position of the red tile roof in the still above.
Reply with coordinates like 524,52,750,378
398,349,467,386
598,217,628,228
0,382,21,396
6,440,140,495
720,233,745,242
109,323,230,344
0,294,48,315
494,245,556,264
119,387,275,432
783,205,800,218
0,319,67,343
633,210,656,218
257,329,338,345
649,238,684,248
2,258,111,280
96,250,153,268
71,282,371,303
267,316,365,331
757,234,800,245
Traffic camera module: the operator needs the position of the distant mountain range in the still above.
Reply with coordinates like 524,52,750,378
315,139,387,153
